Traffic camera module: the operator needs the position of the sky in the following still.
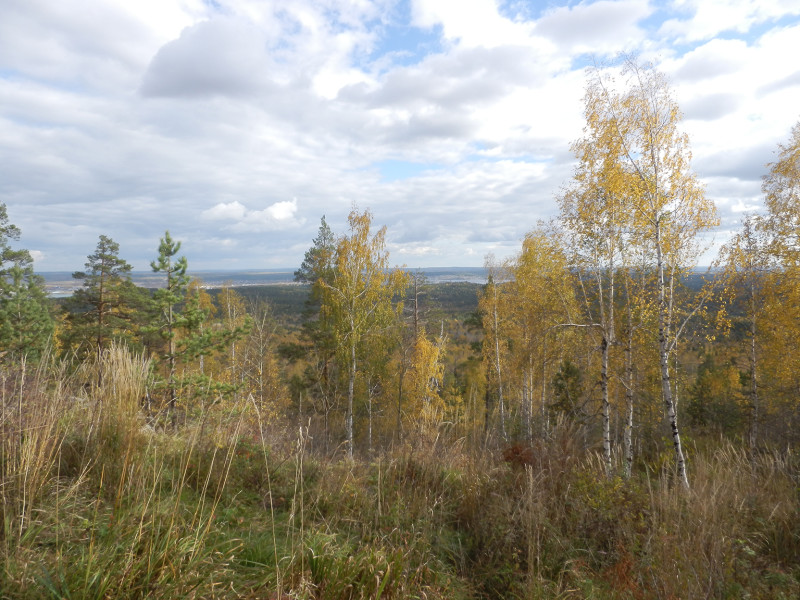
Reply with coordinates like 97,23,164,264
2,0,799,272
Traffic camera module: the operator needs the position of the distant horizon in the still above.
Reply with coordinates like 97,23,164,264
40,264,718,298
41,266,490,297
38,265,487,275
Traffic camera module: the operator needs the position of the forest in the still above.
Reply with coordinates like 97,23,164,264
1,59,799,598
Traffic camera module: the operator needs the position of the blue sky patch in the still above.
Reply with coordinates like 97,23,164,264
373,159,441,182
367,0,443,70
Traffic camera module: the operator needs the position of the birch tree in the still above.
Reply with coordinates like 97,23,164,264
218,285,249,389
503,228,578,441
757,120,800,443
716,216,770,450
560,82,633,475
479,255,509,440
407,325,447,433
588,58,718,488
243,299,287,419
320,208,409,457
761,121,800,264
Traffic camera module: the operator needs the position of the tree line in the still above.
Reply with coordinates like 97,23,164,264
2,57,799,489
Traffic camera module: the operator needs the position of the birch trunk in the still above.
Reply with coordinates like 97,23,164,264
347,338,355,459
600,335,612,476
656,221,689,489
623,327,634,479
492,287,507,441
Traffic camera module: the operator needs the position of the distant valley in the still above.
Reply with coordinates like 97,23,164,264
40,267,487,297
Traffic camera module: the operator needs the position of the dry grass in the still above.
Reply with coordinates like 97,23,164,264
1,350,798,598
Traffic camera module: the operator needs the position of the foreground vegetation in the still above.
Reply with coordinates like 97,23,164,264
1,347,798,599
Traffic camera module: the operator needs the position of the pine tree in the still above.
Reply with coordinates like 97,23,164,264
0,263,53,362
0,203,53,362
61,235,138,372
150,231,248,415
295,216,336,291
150,231,190,409
292,217,340,445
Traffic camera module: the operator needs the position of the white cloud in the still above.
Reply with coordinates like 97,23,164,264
660,0,800,42
671,38,749,83
0,0,207,93
732,199,761,213
681,93,741,121
264,199,298,221
201,199,301,232
411,0,534,48
1,0,799,270
397,245,440,256
201,201,248,220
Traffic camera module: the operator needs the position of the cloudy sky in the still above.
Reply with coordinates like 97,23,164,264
2,0,799,272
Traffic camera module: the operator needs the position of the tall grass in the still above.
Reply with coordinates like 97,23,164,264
0,345,246,599
2,350,798,598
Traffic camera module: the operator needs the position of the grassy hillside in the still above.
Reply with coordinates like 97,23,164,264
2,346,798,599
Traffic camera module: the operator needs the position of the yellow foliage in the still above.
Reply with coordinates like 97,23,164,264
407,327,447,429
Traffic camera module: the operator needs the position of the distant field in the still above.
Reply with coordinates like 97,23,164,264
40,267,487,298
40,269,300,297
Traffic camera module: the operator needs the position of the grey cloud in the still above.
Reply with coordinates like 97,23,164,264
694,142,775,181
682,93,741,121
535,0,649,51
466,225,520,243
0,1,153,92
334,45,552,149
758,70,800,96
141,18,272,98
672,41,744,83
390,222,438,244
402,111,476,141
340,46,544,111
705,176,761,199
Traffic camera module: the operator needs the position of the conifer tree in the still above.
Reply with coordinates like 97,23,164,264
0,263,53,362
295,216,336,292
0,203,53,362
151,231,189,408
150,231,248,414
292,217,341,444
62,235,139,372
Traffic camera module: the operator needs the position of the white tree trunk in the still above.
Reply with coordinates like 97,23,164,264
656,221,689,489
